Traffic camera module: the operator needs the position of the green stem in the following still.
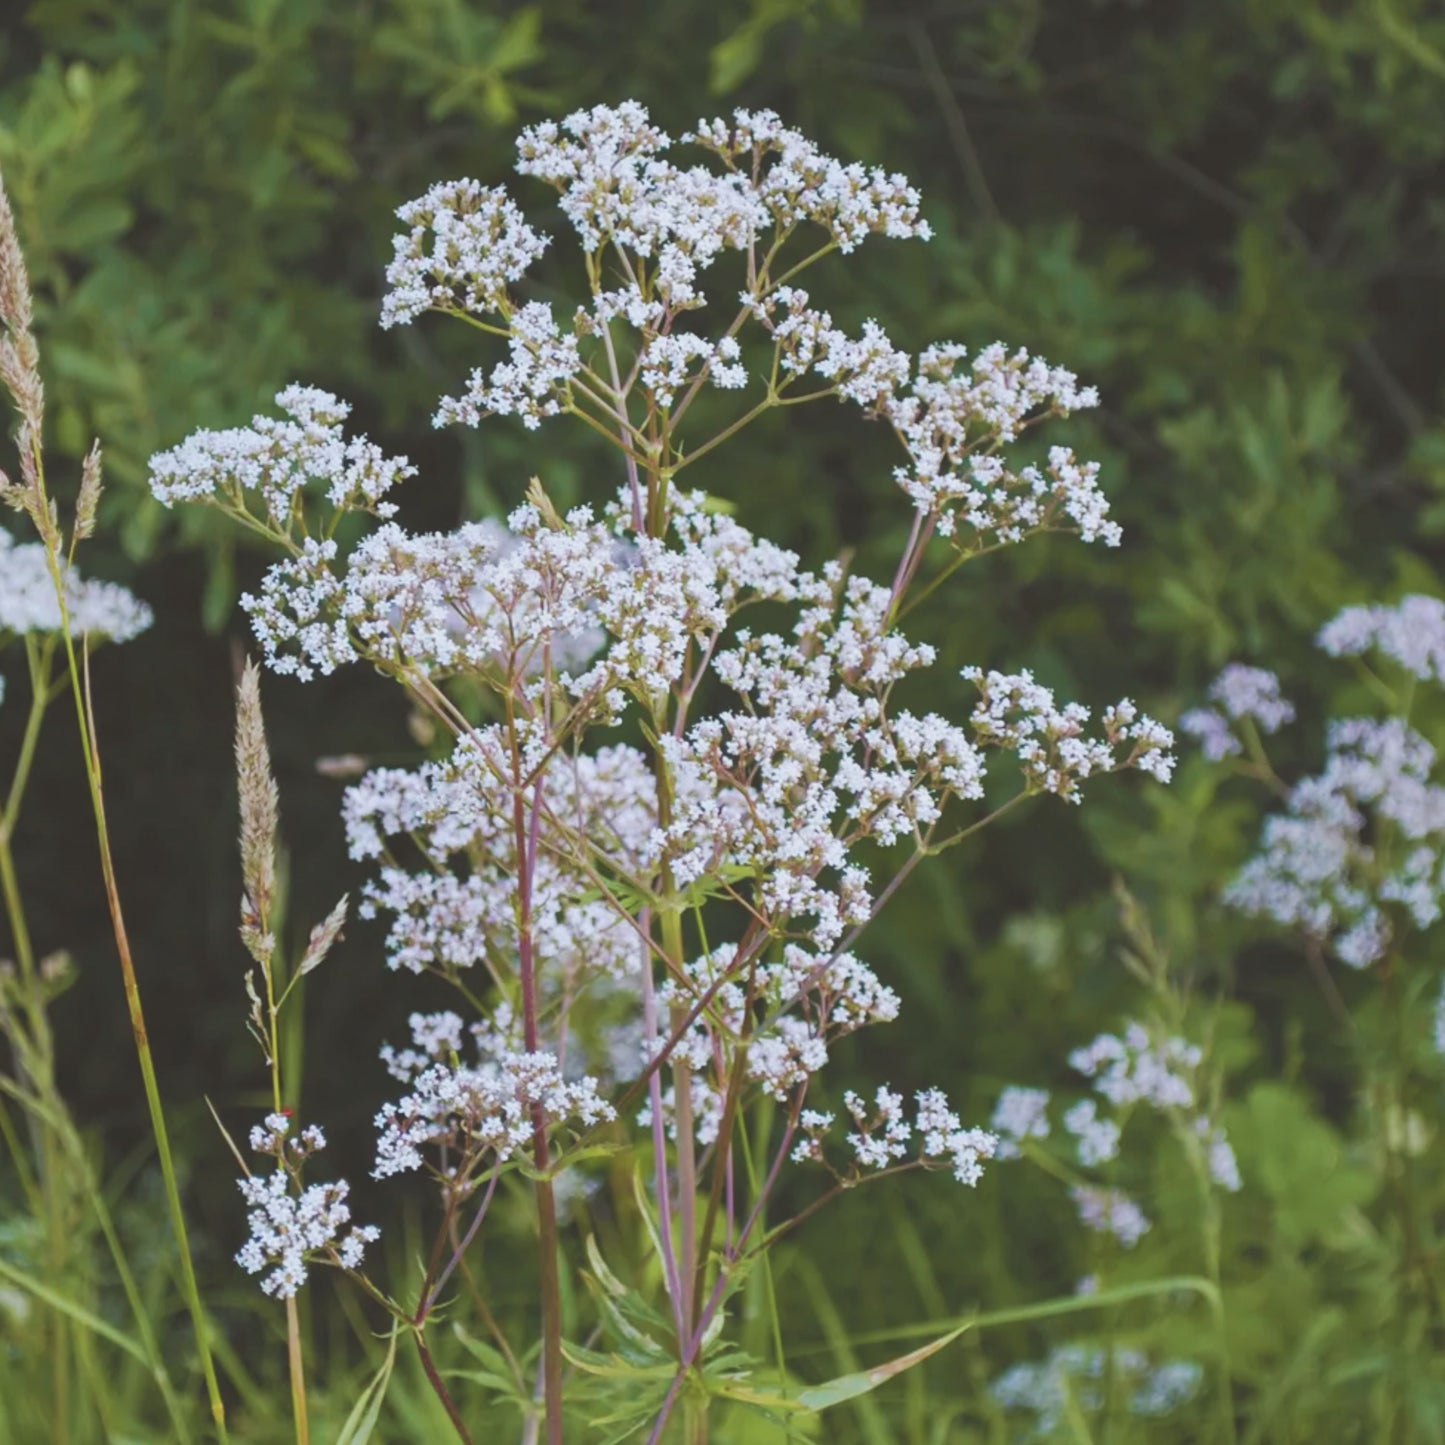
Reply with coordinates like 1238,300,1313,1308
2,633,54,833
662,907,697,1339
671,395,779,473
45,582,229,1441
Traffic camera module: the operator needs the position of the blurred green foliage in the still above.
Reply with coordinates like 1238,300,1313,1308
3,0,1445,1438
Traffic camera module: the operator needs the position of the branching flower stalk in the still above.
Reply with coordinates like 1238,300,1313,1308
149,102,1175,1442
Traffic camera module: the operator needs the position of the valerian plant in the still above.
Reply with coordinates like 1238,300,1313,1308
146,102,1176,1443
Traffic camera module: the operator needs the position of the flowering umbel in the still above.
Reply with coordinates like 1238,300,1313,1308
148,101,1174,1441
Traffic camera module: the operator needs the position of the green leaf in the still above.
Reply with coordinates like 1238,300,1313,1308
334,1326,398,1445
1230,1082,1377,1245
794,1323,970,1411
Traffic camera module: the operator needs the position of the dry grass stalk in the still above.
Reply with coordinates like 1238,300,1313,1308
235,659,280,965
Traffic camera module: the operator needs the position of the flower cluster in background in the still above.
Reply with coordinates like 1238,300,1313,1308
991,1344,1202,1436
0,527,151,645
991,1018,1239,1250
1193,596,1445,971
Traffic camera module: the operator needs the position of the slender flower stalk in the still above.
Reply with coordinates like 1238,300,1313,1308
0,164,230,1442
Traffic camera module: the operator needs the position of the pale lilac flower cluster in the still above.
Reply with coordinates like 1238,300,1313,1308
1062,1098,1121,1167
0,527,152,642
992,1345,1202,1435
990,1085,1051,1159
1069,1021,1239,1192
1197,1118,1242,1192
1069,1024,1200,1109
235,1113,378,1299
1069,1183,1151,1248
1191,599,1445,970
1179,663,1295,760
989,1022,1237,1246
373,1049,614,1181
1318,594,1445,684
1226,715,1445,967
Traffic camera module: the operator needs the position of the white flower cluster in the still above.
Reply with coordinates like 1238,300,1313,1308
1179,663,1295,760
640,332,746,407
435,301,582,430
686,107,931,252
750,287,910,409
248,1110,327,1160
1227,716,1445,967
235,1113,378,1299
517,102,764,297
965,669,1174,801
885,343,1114,548
656,571,985,946
513,102,927,293
380,180,549,329
638,943,902,1145
346,734,646,980
141,103,1180,1302
149,385,415,522
0,528,151,642
235,486,808,705
915,1087,998,1185
992,1345,1202,1435
373,1049,614,1181
790,1084,996,1186
378,1010,468,1082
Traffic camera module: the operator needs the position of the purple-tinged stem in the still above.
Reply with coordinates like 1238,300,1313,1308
640,909,689,1343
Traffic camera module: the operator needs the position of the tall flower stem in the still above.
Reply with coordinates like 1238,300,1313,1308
511,750,564,1445
53,601,229,1441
